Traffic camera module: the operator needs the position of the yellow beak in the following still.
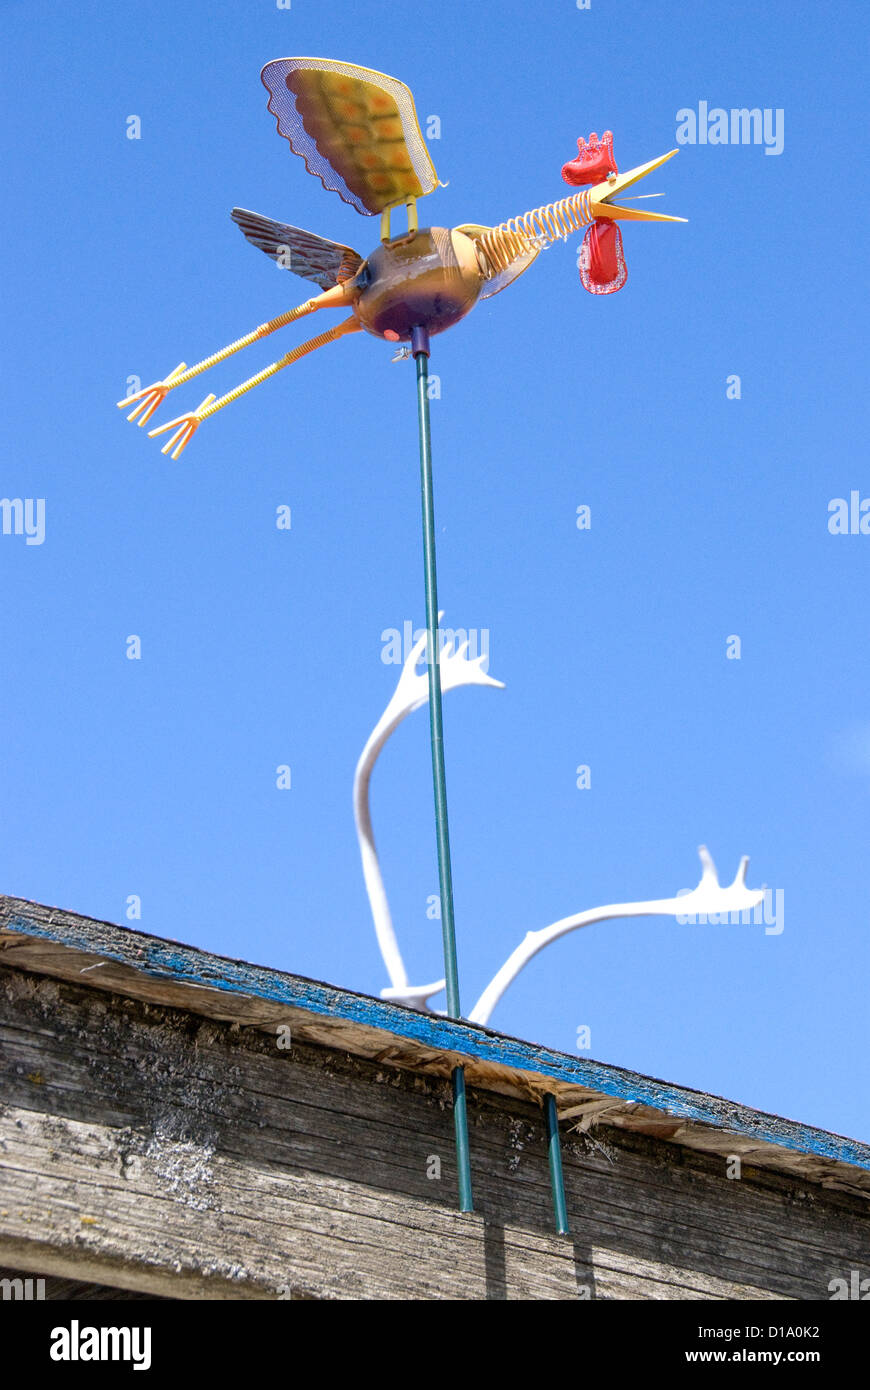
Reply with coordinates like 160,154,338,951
587,149,687,223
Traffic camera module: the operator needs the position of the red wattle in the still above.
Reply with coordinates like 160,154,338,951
579,219,627,295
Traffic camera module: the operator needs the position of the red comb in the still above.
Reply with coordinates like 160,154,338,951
561,131,618,187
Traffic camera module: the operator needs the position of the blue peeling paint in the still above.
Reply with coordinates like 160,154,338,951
5,905,870,1176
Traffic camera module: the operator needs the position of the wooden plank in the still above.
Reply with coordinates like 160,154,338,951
2,896,869,1203
2,963,867,1300
0,1264,167,1300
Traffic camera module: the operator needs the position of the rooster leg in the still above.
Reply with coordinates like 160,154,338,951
147,316,361,460
117,282,353,427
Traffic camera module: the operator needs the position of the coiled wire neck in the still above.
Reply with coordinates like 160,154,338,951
477,190,595,276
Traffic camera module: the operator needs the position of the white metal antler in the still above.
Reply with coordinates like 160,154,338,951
468,846,764,1026
354,615,503,1010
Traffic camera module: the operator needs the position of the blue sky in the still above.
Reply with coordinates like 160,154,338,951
2,0,868,1143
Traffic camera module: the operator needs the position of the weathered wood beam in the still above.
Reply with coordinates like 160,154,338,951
2,896,869,1201
2,959,867,1300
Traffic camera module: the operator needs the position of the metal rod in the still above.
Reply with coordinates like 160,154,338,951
544,1092,570,1235
412,323,473,1214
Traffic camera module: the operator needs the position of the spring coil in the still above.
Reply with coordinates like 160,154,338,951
477,190,594,277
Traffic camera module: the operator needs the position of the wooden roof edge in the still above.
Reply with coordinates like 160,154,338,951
2,894,869,1192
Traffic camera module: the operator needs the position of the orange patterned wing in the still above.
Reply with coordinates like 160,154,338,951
261,57,439,215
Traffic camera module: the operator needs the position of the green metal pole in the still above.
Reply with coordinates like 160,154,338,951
544,1092,570,1235
412,325,474,1214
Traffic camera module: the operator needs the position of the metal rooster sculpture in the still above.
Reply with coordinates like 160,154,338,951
117,57,684,458
116,57,686,1223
